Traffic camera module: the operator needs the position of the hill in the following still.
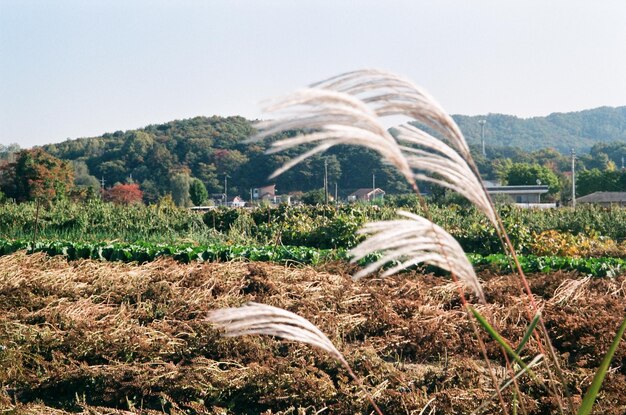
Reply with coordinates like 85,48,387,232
43,116,410,201
41,107,626,202
452,106,626,153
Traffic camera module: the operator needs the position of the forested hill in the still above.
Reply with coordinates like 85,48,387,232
43,116,411,201
41,106,626,202
452,106,626,153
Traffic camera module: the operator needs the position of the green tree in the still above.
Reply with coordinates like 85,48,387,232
170,172,191,207
97,160,126,185
505,162,561,195
141,179,161,204
72,160,100,190
122,131,154,165
491,158,513,184
189,178,208,206
577,168,626,196
301,188,326,205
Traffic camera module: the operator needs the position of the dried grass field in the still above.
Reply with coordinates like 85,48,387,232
1,252,625,414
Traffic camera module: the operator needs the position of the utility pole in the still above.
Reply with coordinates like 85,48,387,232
100,176,105,189
571,148,576,209
334,182,338,203
224,175,228,206
479,119,487,157
372,173,376,190
622,156,624,170
324,159,328,204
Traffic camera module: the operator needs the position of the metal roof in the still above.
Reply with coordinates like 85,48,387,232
577,192,626,203
485,185,549,195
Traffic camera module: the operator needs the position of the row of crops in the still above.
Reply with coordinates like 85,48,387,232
0,239,340,265
3,239,625,277
3,200,626,253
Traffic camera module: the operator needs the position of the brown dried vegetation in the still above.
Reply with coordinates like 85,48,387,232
1,253,625,414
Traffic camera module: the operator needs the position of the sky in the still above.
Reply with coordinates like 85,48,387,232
1,0,625,148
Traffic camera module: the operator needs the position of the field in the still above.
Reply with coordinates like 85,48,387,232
2,252,625,414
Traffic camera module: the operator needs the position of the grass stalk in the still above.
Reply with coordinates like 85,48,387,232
577,316,626,415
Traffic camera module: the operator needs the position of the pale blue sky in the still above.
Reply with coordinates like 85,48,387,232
1,0,625,147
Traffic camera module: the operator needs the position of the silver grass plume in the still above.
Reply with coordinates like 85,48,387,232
252,88,415,186
208,302,348,365
350,210,485,302
258,70,496,226
393,124,497,226
312,69,472,161
208,302,384,415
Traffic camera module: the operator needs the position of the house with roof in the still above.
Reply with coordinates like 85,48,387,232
347,188,385,202
208,193,246,207
226,196,246,207
252,185,276,202
577,192,626,207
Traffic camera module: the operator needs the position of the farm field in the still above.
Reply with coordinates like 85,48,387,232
3,201,626,256
1,252,625,414
4,3,626,415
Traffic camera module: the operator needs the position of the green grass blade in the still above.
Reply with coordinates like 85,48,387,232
472,354,544,415
577,316,626,415
469,306,535,377
515,311,541,355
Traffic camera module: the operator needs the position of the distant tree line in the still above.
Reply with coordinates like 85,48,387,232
0,113,624,205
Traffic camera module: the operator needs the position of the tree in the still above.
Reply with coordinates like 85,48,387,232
504,162,561,195
301,188,326,205
97,160,126,186
72,160,100,190
140,179,160,204
0,143,20,162
492,158,514,184
103,183,143,205
0,148,74,202
122,131,154,165
170,172,191,207
577,168,626,196
189,178,208,206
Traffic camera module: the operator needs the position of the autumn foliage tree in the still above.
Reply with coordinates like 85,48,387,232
103,183,143,205
0,148,74,202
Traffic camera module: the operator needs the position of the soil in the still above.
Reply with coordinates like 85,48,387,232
1,252,625,414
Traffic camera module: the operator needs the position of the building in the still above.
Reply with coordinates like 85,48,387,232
227,196,246,207
209,194,246,207
577,192,626,207
485,184,549,204
252,185,276,202
347,188,385,202
250,184,292,205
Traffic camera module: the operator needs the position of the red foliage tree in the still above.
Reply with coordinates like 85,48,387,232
0,148,74,202
103,183,143,205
